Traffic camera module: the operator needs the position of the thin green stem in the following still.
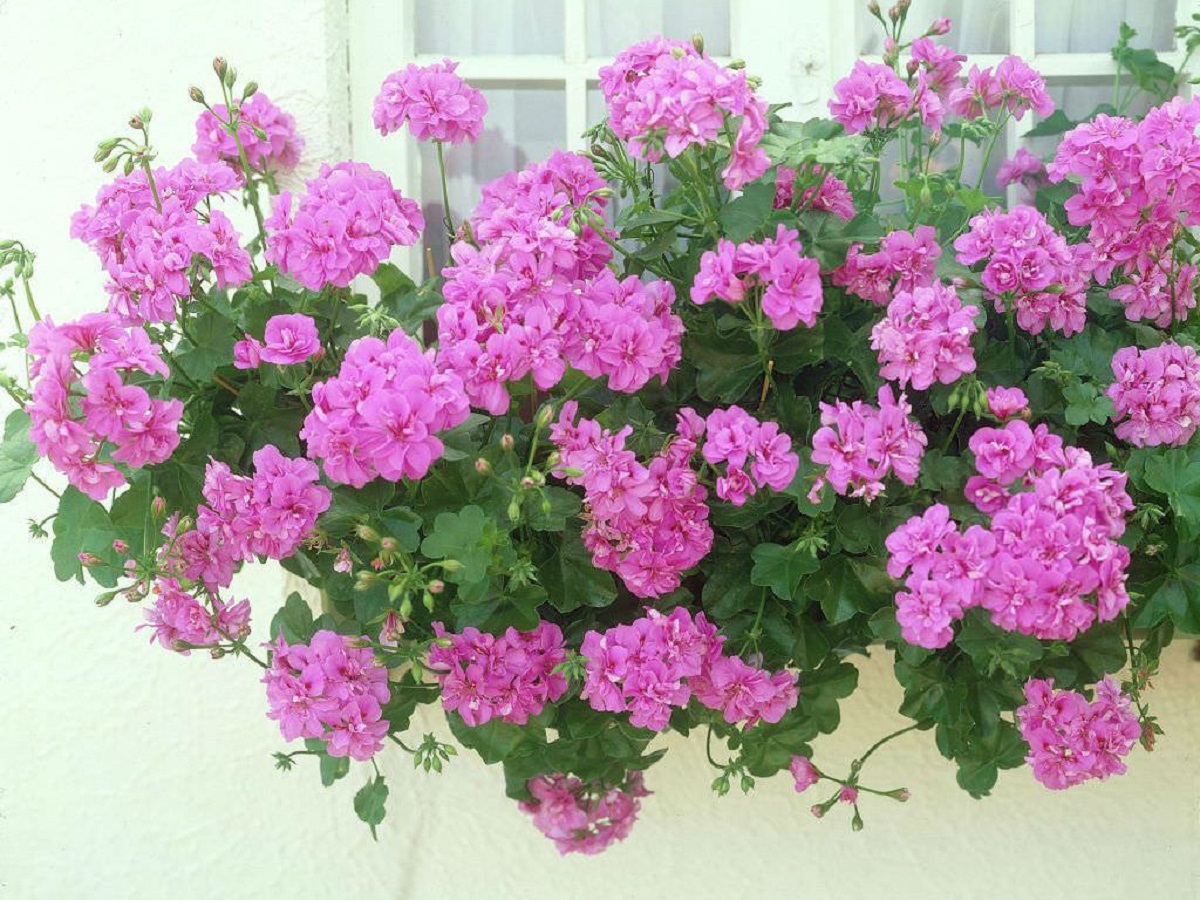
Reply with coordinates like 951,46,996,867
435,141,455,241
388,733,416,754
21,276,41,323
941,405,968,454
855,723,920,769
29,471,62,499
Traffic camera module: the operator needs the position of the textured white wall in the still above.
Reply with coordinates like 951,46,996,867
1,3,1198,899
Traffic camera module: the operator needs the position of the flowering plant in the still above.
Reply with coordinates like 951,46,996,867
4,3,1200,853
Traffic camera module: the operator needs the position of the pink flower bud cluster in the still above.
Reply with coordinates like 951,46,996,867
71,160,251,323
953,205,1089,337
773,165,856,221
690,224,824,331
427,621,568,726
580,607,798,730
437,152,682,413
831,225,941,307
886,426,1133,648
263,630,391,761
372,59,487,145
233,313,323,369
697,405,800,504
947,55,1054,120
193,91,304,173
265,161,424,291
598,37,770,189
141,576,251,654
550,402,713,598
300,329,470,486
869,280,979,390
809,386,927,503
519,771,649,855
1107,342,1200,447
26,313,182,499
1016,677,1140,790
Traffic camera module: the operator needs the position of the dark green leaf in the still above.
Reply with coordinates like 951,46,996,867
270,592,315,643
0,409,37,503
750,541,819,605
51,487,119,586
353,775,388,840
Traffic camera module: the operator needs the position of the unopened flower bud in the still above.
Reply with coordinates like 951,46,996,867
422,592,435,612
380,536,399,553
189,86,206,104
78,552,101,567
507,497,522,521
213,56,228,78
851,810,864,831
907,58,920,76
112,539,129,554
867,0,881,16
810,803,827,819
151,496,167,518
535,404,555,429
399,597,413,619
888,2,902,22
355,570,378,589
929,16,951,35
242,81,258,99
440,559,462,573
94,591,118,607
428,579,445,595
128,114,144,131
355,524,380,543
691,32,705,54
500,433,515,452
210,646,227,660
474,457,492,475
520,476,536,490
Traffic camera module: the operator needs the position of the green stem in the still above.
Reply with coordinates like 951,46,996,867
29,471,62,499
21,276,41,323
388,733,416,754
855,723,920,769
941,405,968,454
435,141,455,241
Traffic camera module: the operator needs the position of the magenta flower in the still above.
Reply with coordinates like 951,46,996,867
1108,343,1200,447
193,91,304,173
373,59,487,144
790,756,819,793
260,313,322,365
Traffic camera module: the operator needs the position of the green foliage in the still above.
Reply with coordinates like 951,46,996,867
0,410,37,503
353,775,389,840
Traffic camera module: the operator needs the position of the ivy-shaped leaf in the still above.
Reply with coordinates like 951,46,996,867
0,409,37,503
353,775,388,840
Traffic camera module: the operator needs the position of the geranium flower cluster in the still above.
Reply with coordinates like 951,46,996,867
953,205,1089,336
427,621,568,726
869,280,979,390
986,385,1029,420
690,224,824,331
519,772,649,855
598,36,770,189
141,577,251,654
697,405,800,504
265,161,424,291
580,607,798,730
71,159,251,323
300,329,470,486
829,59,944,134
233,313,322,369
372,59,487,144
263,630,391,761
831,226,941,306
947,55,1054,121
1049,98,1200,326
26,313,181,499
773,165,855,220
886,424,1133,648
437,152,682,413
996,147,1048,196
550,403,712,598
809,386,927,502
1107,342,1200,447
159,444,331,590
193,91,304,172
1016,677,1141,790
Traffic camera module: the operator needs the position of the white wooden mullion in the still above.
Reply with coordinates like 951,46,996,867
563,0,588,150
1008,0,1037,175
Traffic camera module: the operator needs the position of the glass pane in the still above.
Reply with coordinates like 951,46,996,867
416,0,564,56
586,0,731,58
1037,0,1176,53
858,0,1010,56
420,87,566,273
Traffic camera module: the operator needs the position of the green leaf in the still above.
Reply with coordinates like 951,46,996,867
954,610,1043,678
1136,564,1200,634
719,181,776,241
538,526,617,613
701,553,758,619
270,592,315,643
1024,110,1078,138
1062,381,1115,426
51,487,119,586
175,311,235,381
379,506,422,552
447,714,532,764
805,554,891,624
420,505,493,584
1143,449,1200,524
0,409,37,503
750,541,819,605
954,720,1026,798
353,775,388,840
526,485,582,532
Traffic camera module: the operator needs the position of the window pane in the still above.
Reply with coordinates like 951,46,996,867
586,0,731,58
1037,1,1176,53
415,0,564,56
420,87,566,272
858,1,1010,56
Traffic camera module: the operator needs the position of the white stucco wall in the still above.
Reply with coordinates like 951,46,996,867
0,3,1197,899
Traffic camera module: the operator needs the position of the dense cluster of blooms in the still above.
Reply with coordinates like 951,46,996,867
697,405,799,504
996,147,1048,197
427,621,568,726
519,772,649,855
26,313,181,499
832,226,940,307
193,91,303,173
869,281,979,390
598,36,769,189
234,312,322,369
830,59,944,134
141,577,251,654
372,59,487,145
265,161,423,291
809,386,927,502
579,607,797,730
947,55,1054,121
264,630,392,761
71,159,250,323
1107,342,1200,447
690,224,824,330
774,165,855,220
300,329,470,486
886,425,1133,647
1016,677,1141,790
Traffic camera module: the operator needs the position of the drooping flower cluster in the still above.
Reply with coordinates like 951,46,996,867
25,313,182,499
774,165,855,220
519,772,649,855
141,577,250,654
427,621,568,726
372,59,488,145
550,403,712,598
71,160,250,323
809,386,927,502
886,425,1133,648
869,280,979,390
697,405,800,504
233,312,323,369
953,205,1089,336
263,630,391,761
265,161,424,291
580,607,797,730
1016,677,1141,790
193,91,304,173
947,55,1054,121
437,152,682,413
831,226,941,306
300,329,470,486
1107,342,1200,447
690,224,824,330
598,36,770,189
